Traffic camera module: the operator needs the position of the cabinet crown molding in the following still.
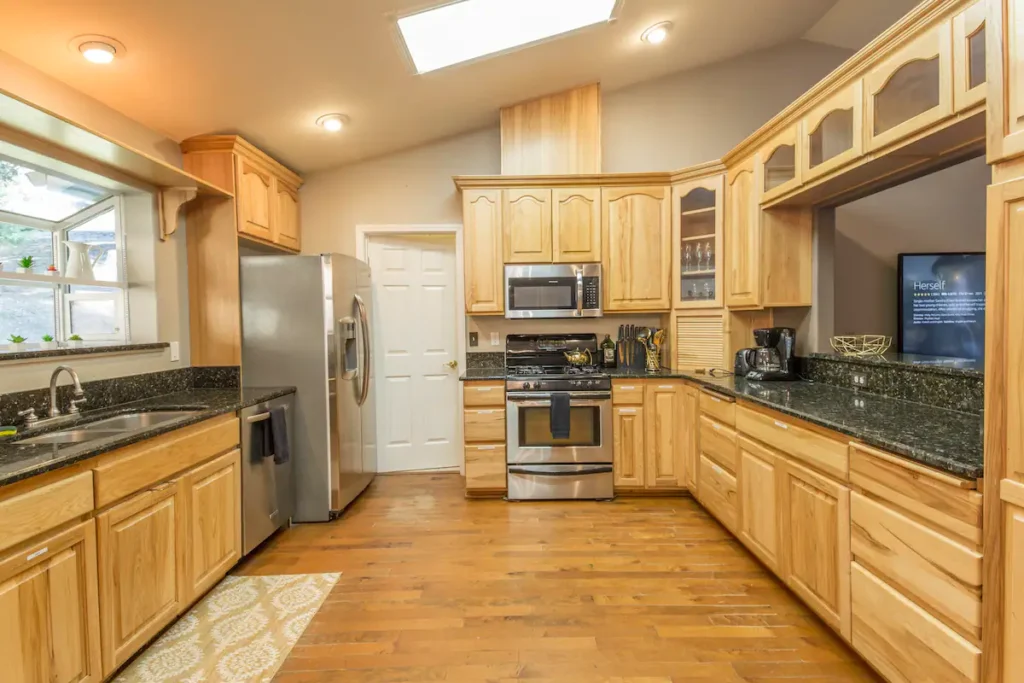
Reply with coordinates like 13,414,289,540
180,134,303,189
454,160,725,191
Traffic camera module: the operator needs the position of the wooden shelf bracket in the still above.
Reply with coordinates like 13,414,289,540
159,187,199,241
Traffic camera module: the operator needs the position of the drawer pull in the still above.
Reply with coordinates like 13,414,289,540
150,482,174,493
658,385,674,390
476,410,497,415
476,446,498,451
709,396,722,403
620,385,635,390
619,408,637,414
25,547,48,562
476,387,495,392
710,463,724,476
774,420,789,430
712,423,721,432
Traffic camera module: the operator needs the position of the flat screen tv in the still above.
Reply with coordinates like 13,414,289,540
897,253,985,361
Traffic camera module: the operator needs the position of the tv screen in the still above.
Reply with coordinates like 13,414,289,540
898,253,985,360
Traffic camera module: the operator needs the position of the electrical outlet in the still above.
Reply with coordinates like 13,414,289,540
170,341,180,362
851,373,867,387
854,397,866,409
490,332,500,346
469,332,478,347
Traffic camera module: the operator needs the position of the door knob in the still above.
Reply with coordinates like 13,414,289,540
445,360,458,369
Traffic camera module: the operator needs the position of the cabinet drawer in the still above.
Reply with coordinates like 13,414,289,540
851,562,980,683
93,415,240,508
465,445,507,490
851,492,981,640
0,471,94,554
699,390,735,426
463,381,505,407
612,381,645,405
699,454,737,531
699,415,738,473
464,409,506,443
737,406,848,481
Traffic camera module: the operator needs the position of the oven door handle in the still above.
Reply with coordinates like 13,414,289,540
576,270,584,318
506,393,611,404
508,465,614,476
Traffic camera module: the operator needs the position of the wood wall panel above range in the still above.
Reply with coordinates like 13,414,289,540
500,84,601,175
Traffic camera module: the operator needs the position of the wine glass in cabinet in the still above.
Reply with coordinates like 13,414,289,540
673,174,724,309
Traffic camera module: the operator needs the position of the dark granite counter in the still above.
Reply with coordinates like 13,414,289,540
0,386,295,486
460,369,507,381
0,342,169,362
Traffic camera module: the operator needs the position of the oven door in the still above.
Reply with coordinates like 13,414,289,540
506,392,612,465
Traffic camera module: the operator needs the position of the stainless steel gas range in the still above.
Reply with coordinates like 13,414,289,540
504,334,613,501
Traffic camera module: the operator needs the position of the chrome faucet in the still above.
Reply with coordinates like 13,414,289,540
47,365,87,419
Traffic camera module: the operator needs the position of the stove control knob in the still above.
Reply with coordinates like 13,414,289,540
522,382,532,390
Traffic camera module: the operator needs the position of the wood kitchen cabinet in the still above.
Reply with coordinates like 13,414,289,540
1004,495,1024,681
0,520,102,683
463,381,507,495
236,156,274,241
274,180,302,251
463,189,505,315
800,80,863,183
602,186,672,312
612,379,694,491
553,187,601,263
613,405,645,488
503,188,552,263
953,0,987,112
183,450,241,602
759,126,802,203
644,382,685,488
725,157,760,309
681,384,699,490
672,175,724,309
989,0,1024,162
737,435,781,572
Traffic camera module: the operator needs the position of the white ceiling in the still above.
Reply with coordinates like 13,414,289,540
804,0,922,51
0,0,887,173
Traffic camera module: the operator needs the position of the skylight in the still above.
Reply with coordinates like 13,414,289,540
397,0,618,74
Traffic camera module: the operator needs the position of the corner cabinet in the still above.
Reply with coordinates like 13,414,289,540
672,175,724,309
602,186,672,312
725,158,761,309
988,0,1024,163
463,189,505,315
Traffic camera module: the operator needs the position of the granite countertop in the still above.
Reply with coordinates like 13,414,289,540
0,386,295,486
0,342,170,362
806,351,984,378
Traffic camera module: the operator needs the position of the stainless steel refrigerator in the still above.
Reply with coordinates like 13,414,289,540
240,253,377,522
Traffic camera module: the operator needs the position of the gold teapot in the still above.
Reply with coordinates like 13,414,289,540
563,348,594,367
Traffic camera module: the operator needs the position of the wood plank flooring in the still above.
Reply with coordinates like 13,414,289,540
239,473,880,682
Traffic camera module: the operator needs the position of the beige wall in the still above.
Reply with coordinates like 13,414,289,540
0,50,191,391
831,156,989,339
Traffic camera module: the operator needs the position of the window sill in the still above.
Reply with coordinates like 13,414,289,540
0,342,169,363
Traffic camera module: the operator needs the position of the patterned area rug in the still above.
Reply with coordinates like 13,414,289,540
115,573,340,683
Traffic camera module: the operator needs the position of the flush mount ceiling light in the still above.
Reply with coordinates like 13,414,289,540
641,21,673,45
316,114,349,132
69,35,126,64
397,0,618,74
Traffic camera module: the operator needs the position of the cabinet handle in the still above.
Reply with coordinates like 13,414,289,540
774,420,789,430
711,463,724,476
620,386,635,390
150,482,174,493
619,408,637,414
476,410,496,415
476,446,498,451
712,423,721,431
476,387,495,392
658,385,674,390
25,547,48,562
709,396,722,403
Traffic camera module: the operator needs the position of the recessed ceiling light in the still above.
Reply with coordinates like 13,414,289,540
641,21,673,45
69,35,126,64
316,114,349,132
397,0,618,74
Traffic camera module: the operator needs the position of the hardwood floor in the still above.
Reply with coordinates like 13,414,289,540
239,473,879,682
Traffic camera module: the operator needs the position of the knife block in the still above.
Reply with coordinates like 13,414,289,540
615,340,647,373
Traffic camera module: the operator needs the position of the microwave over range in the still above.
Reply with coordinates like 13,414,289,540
504,264,602,319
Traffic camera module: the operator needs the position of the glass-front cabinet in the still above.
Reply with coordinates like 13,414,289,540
759,126,802,203
800,81,863,182
953,0,986,112
865,19,953,152
672,174,723,309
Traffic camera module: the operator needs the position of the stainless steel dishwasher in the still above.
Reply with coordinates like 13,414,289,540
240,394,295,555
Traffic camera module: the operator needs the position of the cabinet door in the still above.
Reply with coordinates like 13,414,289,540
613,405,645,488
801,80,863,182
236,156,274,241
737,436,781,572
864,19,953,152
779,458,851,639
0,521,102,683
953,1,987,112
989,0,1024,162
184,451,241,602
681,384,699,491
465,445,507,491
463,189,504,314
1005,499,1024,681
673,175,724,309
97,480,185,674
553,187,601,263
602,186,671,312
273,179,301,251
760,126,802,203
644,382,683,488
503,188,552,263
725,158,761,309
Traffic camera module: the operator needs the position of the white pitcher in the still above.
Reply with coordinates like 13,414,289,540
63,241,103,279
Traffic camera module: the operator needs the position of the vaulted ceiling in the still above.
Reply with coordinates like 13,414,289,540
0,0,919,173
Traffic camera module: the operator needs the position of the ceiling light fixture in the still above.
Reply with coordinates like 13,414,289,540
316,114,349,132
397,0,618,74
641,21,673,45
69,35,126,64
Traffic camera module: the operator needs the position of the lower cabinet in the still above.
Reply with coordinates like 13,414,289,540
97,479,186,674
612,379,696,491
681,385,699,490
1005,499,1024,682
698,454,738,531
737,436,780,572
613,405,645,488
0,520,102,683
183,450,242,602
463,381,507,495
644,382,685,488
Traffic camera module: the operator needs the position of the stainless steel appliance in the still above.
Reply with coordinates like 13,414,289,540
734,327,797,381
240,254,377,522
240,395,294,555
504,264,602,319
505,334,613,500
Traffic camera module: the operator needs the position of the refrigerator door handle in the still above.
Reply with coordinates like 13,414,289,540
355,294,371,406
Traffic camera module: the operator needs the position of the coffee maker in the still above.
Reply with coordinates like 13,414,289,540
734,327,797,381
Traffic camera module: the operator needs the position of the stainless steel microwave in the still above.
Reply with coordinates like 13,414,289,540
504,264,602,319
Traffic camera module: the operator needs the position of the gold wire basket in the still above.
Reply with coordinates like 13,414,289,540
830,335,893,357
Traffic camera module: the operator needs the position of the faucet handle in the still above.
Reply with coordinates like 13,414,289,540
17,408,38,426
69,397,88,414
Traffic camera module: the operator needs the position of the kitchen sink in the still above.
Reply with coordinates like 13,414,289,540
19,429,125,445
17,410,204,445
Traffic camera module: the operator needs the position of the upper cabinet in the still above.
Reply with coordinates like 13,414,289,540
672,174,724,309
988,0,1024,163
953,0,987,112
463,189,505,315
182,135,304,253
759,126,802,203
503,189,552,263
725,158,761,309
602,186,672,312
800,81,864,182
864,19,954,152
552,187,601,263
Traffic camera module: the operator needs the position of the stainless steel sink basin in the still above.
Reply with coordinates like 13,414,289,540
20,429,125,445
80,411,203,432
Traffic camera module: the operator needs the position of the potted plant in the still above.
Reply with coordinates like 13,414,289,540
16,256,34,274
40,334,56,350
67,334,84,348
7,335,26,351
45,264,58,277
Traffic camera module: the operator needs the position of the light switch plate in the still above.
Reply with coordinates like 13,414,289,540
469,332,478,347
170,341,180,362
490,332,500,346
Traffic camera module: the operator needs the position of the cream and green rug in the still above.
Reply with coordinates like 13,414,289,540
115,572,340,683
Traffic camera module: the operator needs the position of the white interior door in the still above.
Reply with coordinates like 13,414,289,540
368,234,460,473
